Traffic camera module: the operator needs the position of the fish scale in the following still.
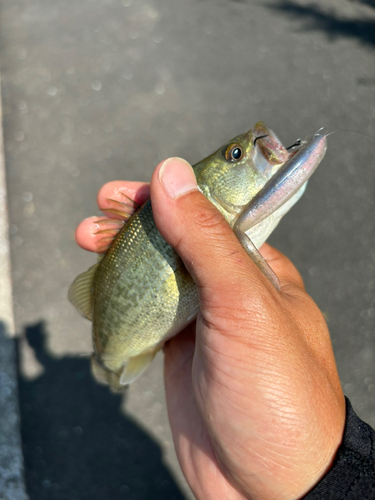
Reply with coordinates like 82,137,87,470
92,199,198,373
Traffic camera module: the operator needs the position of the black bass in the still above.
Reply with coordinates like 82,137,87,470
69,122,327,391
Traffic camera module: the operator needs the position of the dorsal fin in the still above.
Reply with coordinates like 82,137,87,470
100,195,139,221
68,263,99,320
93,217,125,253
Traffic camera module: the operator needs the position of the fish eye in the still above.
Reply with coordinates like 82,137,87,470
225,144,243,162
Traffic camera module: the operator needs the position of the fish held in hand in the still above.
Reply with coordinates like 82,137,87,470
68,123,327,391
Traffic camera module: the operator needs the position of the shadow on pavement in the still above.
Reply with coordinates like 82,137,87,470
266,0,375,47
353,0,375,7
17,322,186,500
0,321,28,500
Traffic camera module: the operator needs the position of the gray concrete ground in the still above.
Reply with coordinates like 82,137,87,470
0,84,28,500
0,0,374,498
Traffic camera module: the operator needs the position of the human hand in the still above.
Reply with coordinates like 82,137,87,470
76,158,345,500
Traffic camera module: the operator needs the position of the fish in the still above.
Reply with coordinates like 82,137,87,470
68,122,327,391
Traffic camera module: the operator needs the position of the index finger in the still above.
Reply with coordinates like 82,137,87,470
76,181,150,252
97,181,150,214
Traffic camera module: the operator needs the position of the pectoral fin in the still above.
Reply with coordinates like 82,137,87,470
120,350,158,386
68,263,99,320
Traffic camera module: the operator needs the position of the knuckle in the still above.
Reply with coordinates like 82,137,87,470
193,206,229,236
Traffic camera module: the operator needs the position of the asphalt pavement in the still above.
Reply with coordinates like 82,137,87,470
0,0,374,498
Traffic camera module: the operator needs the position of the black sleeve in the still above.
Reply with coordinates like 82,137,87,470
303,397,375,499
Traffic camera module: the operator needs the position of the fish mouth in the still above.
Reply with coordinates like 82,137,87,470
251,122,291,178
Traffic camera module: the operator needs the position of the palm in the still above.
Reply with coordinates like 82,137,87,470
163,278,344,500
164,323,247,500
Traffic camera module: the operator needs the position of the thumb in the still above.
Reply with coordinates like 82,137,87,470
150,157,278,307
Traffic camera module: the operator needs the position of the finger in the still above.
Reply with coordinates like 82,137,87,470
75,216,125,253
97,181,150,220
76,181,151,252
150,158,277,309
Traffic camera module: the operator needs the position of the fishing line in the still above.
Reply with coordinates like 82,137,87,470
286,128,375,150
324,128,375,140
